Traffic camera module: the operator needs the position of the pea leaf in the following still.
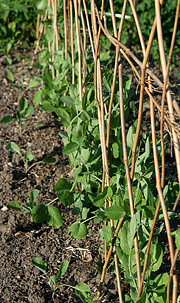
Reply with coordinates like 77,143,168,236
175,229,180,250
75,283,90,292
46,206,63,228
31,204,48,223
33,91,42,105
28,80,39,89
60,96,75,106
104,205,125,220
31,258,47,275
63,142,79,155
8,201,21,211
24,151,33,161
57,261,69,278
42,154,57,164
6,142,20,155
0,115,12,124
55,178,72,192
68,221,88,239
19,97,28,113
93,187,113,207
24,106,34,118
30,189,39,204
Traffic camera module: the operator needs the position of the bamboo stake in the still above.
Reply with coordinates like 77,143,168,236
155,0,180,187
70,0,75,84
167,248,179,302
80,7,87,93
98,217,124,299
64,0,68,61
96,7,142,289
52,0,56,80
172,189,180,211
106,2,124,300
82,0,95,59
36,14,40,40
130,17,157,180
160,0,180,187
74,0,82,100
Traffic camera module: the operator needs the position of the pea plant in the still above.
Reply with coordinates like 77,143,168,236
26,0,180,302
8,189,63,228
31,258,97,302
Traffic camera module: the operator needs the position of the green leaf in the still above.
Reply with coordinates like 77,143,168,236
68,221,88,239
0,115,12,124
57,261,69,278
30,189,39,204
24,106,34,118
175,229,180,250
103,224,112,244
93,187,113,207
8,201,21,211
38,49,50,66
60,96,75,106
33,91,42,105
6,70,14,82
5,56,12,66
28,80,39,89
81,148,90,163
118,221,134,255
46,206,63,228
22,205,32,213
24,151,33,161
35,0,47,11
6,142,20,154
55,178,72,192
104,205,125,220
49,275,57,286
57,191,74,206
42,154,57,164
112,142,119,158
40,103,56,112
100,51,110,61
56,108,71,127
154,273,169,287
63,142,79,155
19,97,28,113
31,258,47,275
127,126,135,149
75,283,90,292
31,204,48,223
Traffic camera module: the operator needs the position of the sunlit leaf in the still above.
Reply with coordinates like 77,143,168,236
6,142,20,154
46,206,63,228
8,201,21,211
68,221,87,239
31,258,47,275
57,261,69,278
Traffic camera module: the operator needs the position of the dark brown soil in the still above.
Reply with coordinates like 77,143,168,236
0,46,180,303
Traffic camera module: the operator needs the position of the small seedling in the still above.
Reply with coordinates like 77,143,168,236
1,97,34,133
31,258,97,302
6,142,57,172
6,142,33,171
8,189,63,228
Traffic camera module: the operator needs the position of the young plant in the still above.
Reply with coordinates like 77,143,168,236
31,257,97,302
8,189,63,228
6,141,57,172
6,142,33,171
1,97,34,133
